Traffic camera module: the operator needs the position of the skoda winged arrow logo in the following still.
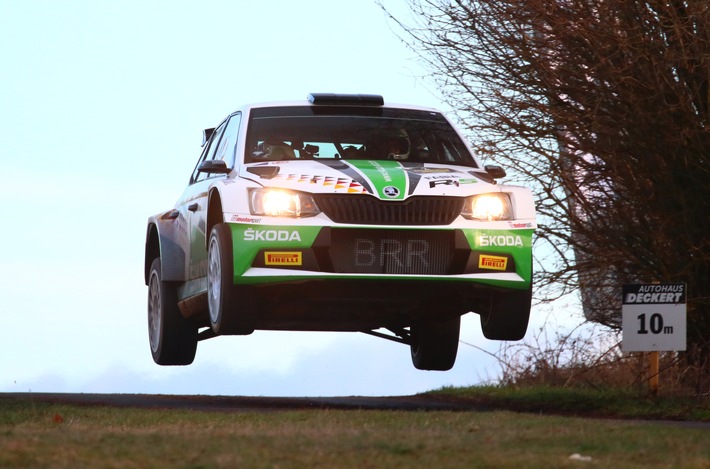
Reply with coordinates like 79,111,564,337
383,186,400,198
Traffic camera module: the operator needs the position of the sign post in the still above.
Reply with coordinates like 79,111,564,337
622,284,686,396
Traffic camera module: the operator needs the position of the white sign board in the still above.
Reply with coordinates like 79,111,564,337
622,284,686,352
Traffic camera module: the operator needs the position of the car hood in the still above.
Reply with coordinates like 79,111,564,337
239,160,497,200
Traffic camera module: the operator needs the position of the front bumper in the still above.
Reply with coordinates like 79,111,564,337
228,223,533,291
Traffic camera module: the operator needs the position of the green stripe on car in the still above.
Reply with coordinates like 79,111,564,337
347,160,407,200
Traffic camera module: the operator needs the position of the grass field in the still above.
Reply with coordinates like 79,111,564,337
427,385,710,421
2,388,709,468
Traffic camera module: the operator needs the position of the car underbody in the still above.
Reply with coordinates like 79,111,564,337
176,278,512,333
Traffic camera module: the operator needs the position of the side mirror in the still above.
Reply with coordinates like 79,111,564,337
484,164,506,179
202,128,216,147
198,159,231,174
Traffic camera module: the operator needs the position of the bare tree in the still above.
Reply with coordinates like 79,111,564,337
384,0,710,361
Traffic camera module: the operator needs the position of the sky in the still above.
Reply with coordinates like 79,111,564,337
0,0,584,396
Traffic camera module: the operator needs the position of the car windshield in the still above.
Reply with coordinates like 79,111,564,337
244,106,477,167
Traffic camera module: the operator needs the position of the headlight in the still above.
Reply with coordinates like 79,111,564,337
249,188,320,217
462,193,512,221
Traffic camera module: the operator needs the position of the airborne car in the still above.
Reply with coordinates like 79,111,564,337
144,93,536,371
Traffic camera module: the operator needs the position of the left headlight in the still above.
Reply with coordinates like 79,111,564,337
462,193,513,221
249,188,320,218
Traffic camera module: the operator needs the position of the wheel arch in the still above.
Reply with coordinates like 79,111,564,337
144,214,188,283
206,188,224,249
144,223,161,285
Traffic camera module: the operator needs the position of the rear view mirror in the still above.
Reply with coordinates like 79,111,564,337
484,164,506,179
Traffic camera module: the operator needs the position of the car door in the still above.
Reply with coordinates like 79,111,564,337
182,113,242,283
178,121,228,282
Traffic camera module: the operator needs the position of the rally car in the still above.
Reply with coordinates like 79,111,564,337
144,93,536,371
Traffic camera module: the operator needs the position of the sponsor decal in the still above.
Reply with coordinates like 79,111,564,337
369,160,393,182
478,234,524,247
264,251,302,266
424,174,461,180
478,254,508,271
244,229,302,242
406,167,457,174
354,238,430,269
231,215,263,223
508,222,534,229
429,179,460,188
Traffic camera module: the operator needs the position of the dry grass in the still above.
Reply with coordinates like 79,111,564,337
1,398,709,468
484,319,710,398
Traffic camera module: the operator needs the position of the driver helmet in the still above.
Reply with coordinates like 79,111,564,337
386,130,410,160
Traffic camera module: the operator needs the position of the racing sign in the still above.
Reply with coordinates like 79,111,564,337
622,284,686,352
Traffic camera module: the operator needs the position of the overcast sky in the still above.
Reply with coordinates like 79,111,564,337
0,0,583,396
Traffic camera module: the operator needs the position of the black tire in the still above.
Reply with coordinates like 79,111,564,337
147,257,198,365
479,287,532,340
207,223,255,335
410,316,461,371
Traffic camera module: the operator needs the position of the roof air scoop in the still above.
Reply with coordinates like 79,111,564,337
308,93,384,106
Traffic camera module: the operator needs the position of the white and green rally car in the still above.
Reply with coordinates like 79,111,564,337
144,93,536,371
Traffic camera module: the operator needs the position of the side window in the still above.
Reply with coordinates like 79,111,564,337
191,122,227,184
217,113,241,168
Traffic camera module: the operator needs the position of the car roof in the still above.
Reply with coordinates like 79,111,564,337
237,93,441,114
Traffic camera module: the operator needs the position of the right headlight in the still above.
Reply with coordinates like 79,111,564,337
461,193,513,221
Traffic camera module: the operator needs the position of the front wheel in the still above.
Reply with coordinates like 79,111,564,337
147,257,197,365
207,223,255,335
479,287,532,340
410,316,461,371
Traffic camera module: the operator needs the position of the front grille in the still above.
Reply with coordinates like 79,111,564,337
315,195,464,225
330,229,454,274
